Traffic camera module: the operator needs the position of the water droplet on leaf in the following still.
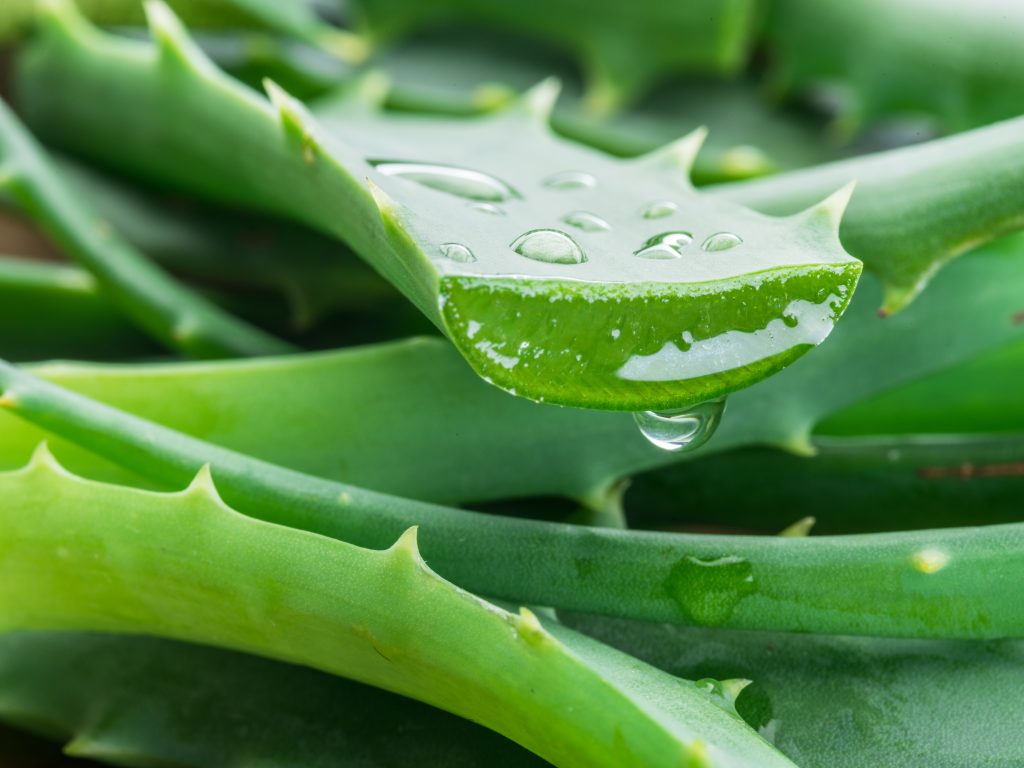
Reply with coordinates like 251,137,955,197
543,170,596,190
562,211,611,232
440,243,476,263
634,231,693,260
665,554,755,625
511,229,587,264
633,399,724,451
371,160,517,202
702,232,743,252
469,202,505,215
641,201,678,219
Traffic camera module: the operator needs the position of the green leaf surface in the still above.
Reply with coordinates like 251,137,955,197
0,631,549,768
13,0,860,410
0,451,792,768
568,613,1024,768
629,433,1024,535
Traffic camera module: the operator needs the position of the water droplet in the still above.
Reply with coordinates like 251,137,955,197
370,160,517,202
634,399,724,452
634,231,693,260
543,171,596,190
665,553,755,625
562,211,610,232
702,232,743,252
641,201,678,219
440,243,476,263
469,202,505,215
511,229,586,265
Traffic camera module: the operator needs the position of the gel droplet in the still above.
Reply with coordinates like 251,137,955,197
641,201,678,219
665,554,755,625
633,398,724,451
370,160,517,202
440,243,476,263
469,202,505,215
702,232,743,252
543,171,596,190
634,231,693,260
562,211,611,232
511,229,587,265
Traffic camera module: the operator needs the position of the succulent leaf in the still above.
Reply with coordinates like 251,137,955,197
0,452,793,768
14,0,861,410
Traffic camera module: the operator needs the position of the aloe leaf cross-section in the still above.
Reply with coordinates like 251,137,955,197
15,0,862,410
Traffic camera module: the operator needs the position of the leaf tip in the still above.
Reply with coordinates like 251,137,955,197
145,0,210,72
637,126,708,179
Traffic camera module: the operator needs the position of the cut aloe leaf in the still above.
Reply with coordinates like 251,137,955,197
13,0,862,410
0,450,794,768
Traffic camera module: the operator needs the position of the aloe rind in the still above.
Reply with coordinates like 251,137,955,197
715,116,1024,313
14,0,861,410
0,95,294,359
0,449,793,768
2,360,1024,639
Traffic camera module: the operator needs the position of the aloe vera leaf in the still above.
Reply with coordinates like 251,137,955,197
0,236,1021,511
0,255,153,361
3,359,1024,639
629,433,1024,536
567,613,1024,768
13,1,861,411
0,450,793,768
764,0,1024,138
0,98,296,359
714,118,1024,314
348,0,760,114
0,631,548,768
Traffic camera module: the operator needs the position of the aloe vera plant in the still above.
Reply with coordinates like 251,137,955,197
1,1,1023,767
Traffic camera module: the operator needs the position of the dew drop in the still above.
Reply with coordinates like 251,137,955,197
510,229,587,265
641,201,678,219
634,399,724,452
634,231,693,260
543,170,596,190
440,243,476,263
665,553,755,625
370,160,517,202
562,211,611,232
469,202,505,216
702,232,743,252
